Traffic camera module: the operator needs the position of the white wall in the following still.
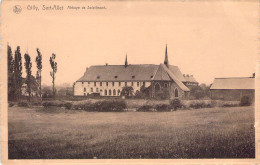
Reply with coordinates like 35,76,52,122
74,81,151,96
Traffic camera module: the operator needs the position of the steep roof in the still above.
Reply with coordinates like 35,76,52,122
183,75,198,83
77,64,159,82
161,64,190,91
76,64,190,91
210,77,255,90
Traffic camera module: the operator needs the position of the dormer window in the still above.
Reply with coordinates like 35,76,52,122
150,75,153,78
132,75,135,79
97,76,100,79
114,76,118,79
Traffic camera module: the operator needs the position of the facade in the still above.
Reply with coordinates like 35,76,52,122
74,45,198,99
210,77,255,101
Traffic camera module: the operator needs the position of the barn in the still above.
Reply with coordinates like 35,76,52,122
210,77,255,101
74,45,198,99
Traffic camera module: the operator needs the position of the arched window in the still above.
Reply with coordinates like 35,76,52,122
105,90,107,96
118,89,121,96
109,89,112,96
113,89,116,96
175,88,179,97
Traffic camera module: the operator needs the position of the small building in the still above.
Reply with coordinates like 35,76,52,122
74,45,198,99
210,77,255,101
182,74,199,88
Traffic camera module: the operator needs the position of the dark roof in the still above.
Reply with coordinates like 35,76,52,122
77,64,190,91
210,77,255,90
183,74,198,83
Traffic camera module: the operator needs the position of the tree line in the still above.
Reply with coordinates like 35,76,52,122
8,44,58,101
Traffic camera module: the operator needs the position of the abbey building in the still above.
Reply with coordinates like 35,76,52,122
74,45,198,99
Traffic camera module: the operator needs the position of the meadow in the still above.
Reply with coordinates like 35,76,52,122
8,106,255,159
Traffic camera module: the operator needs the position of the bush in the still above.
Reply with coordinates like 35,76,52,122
18,101,29,107
73,100,126,112
9,103,14,107
240,96,252,106
137,105,154,112
222,103,238,107
42,101,61,107
155,104,171,112
170,99,183,110
64,102,73,109
189,102,207,109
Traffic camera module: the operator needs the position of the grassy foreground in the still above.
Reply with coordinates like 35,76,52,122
8,106,255,159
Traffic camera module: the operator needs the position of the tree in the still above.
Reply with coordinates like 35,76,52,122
35,48,42,98
24,53,32,101
7,44,15,100
14,46,23,101
121,86,134,97
50,53,57,98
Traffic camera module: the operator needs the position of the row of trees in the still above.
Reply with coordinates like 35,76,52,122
8,44,58,101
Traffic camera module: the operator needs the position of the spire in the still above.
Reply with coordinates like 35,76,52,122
164,44,169,67
125,54,128,67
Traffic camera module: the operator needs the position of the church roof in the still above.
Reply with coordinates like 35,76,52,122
210,77,255,90
76,64,190,91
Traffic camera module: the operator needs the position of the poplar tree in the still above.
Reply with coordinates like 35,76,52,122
50,53,57,98
14,46,23,101
7,44,15,100
24,53,32,101
36,48,42,98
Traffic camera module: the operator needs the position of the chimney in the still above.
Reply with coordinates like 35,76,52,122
105,63,108,66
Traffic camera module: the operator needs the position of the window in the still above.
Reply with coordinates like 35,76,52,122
91,88,93,92
94,82,96,86
112,82,114,86
84,88,86,92
118,89,120,96
100,82,102,86
113,89,116,96
150,75,153,78
114,76,118,79
96,88,98,92
109,89,112,96
97,76,100,79
105,90,107,96
131,82,134,86
164,83,168,88
119,82,121,86
82,82,84,85
175,88,179,97
106,82,108,86
88,82,90,85
100,89,103,93
125,82,127,86
84,93,86,96
132,75,135,79
137,82,139,87
143,82,146,86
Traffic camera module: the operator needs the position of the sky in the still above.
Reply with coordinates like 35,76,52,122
1,1,258,86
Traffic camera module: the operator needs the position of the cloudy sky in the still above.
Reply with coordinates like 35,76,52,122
2,0,258,85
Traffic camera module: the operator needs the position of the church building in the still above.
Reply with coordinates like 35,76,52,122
74,45,198,99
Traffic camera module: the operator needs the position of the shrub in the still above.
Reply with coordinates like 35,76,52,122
189,102,207,109
42,101,60,107
155,104,171,112
18,101,29,107
137,105,154,112
170,99,183,110
95,100,126,112
240,96,252,106
64,102,73,109
9,103,14,107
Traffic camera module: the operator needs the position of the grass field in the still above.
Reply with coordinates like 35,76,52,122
8,106,255,159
